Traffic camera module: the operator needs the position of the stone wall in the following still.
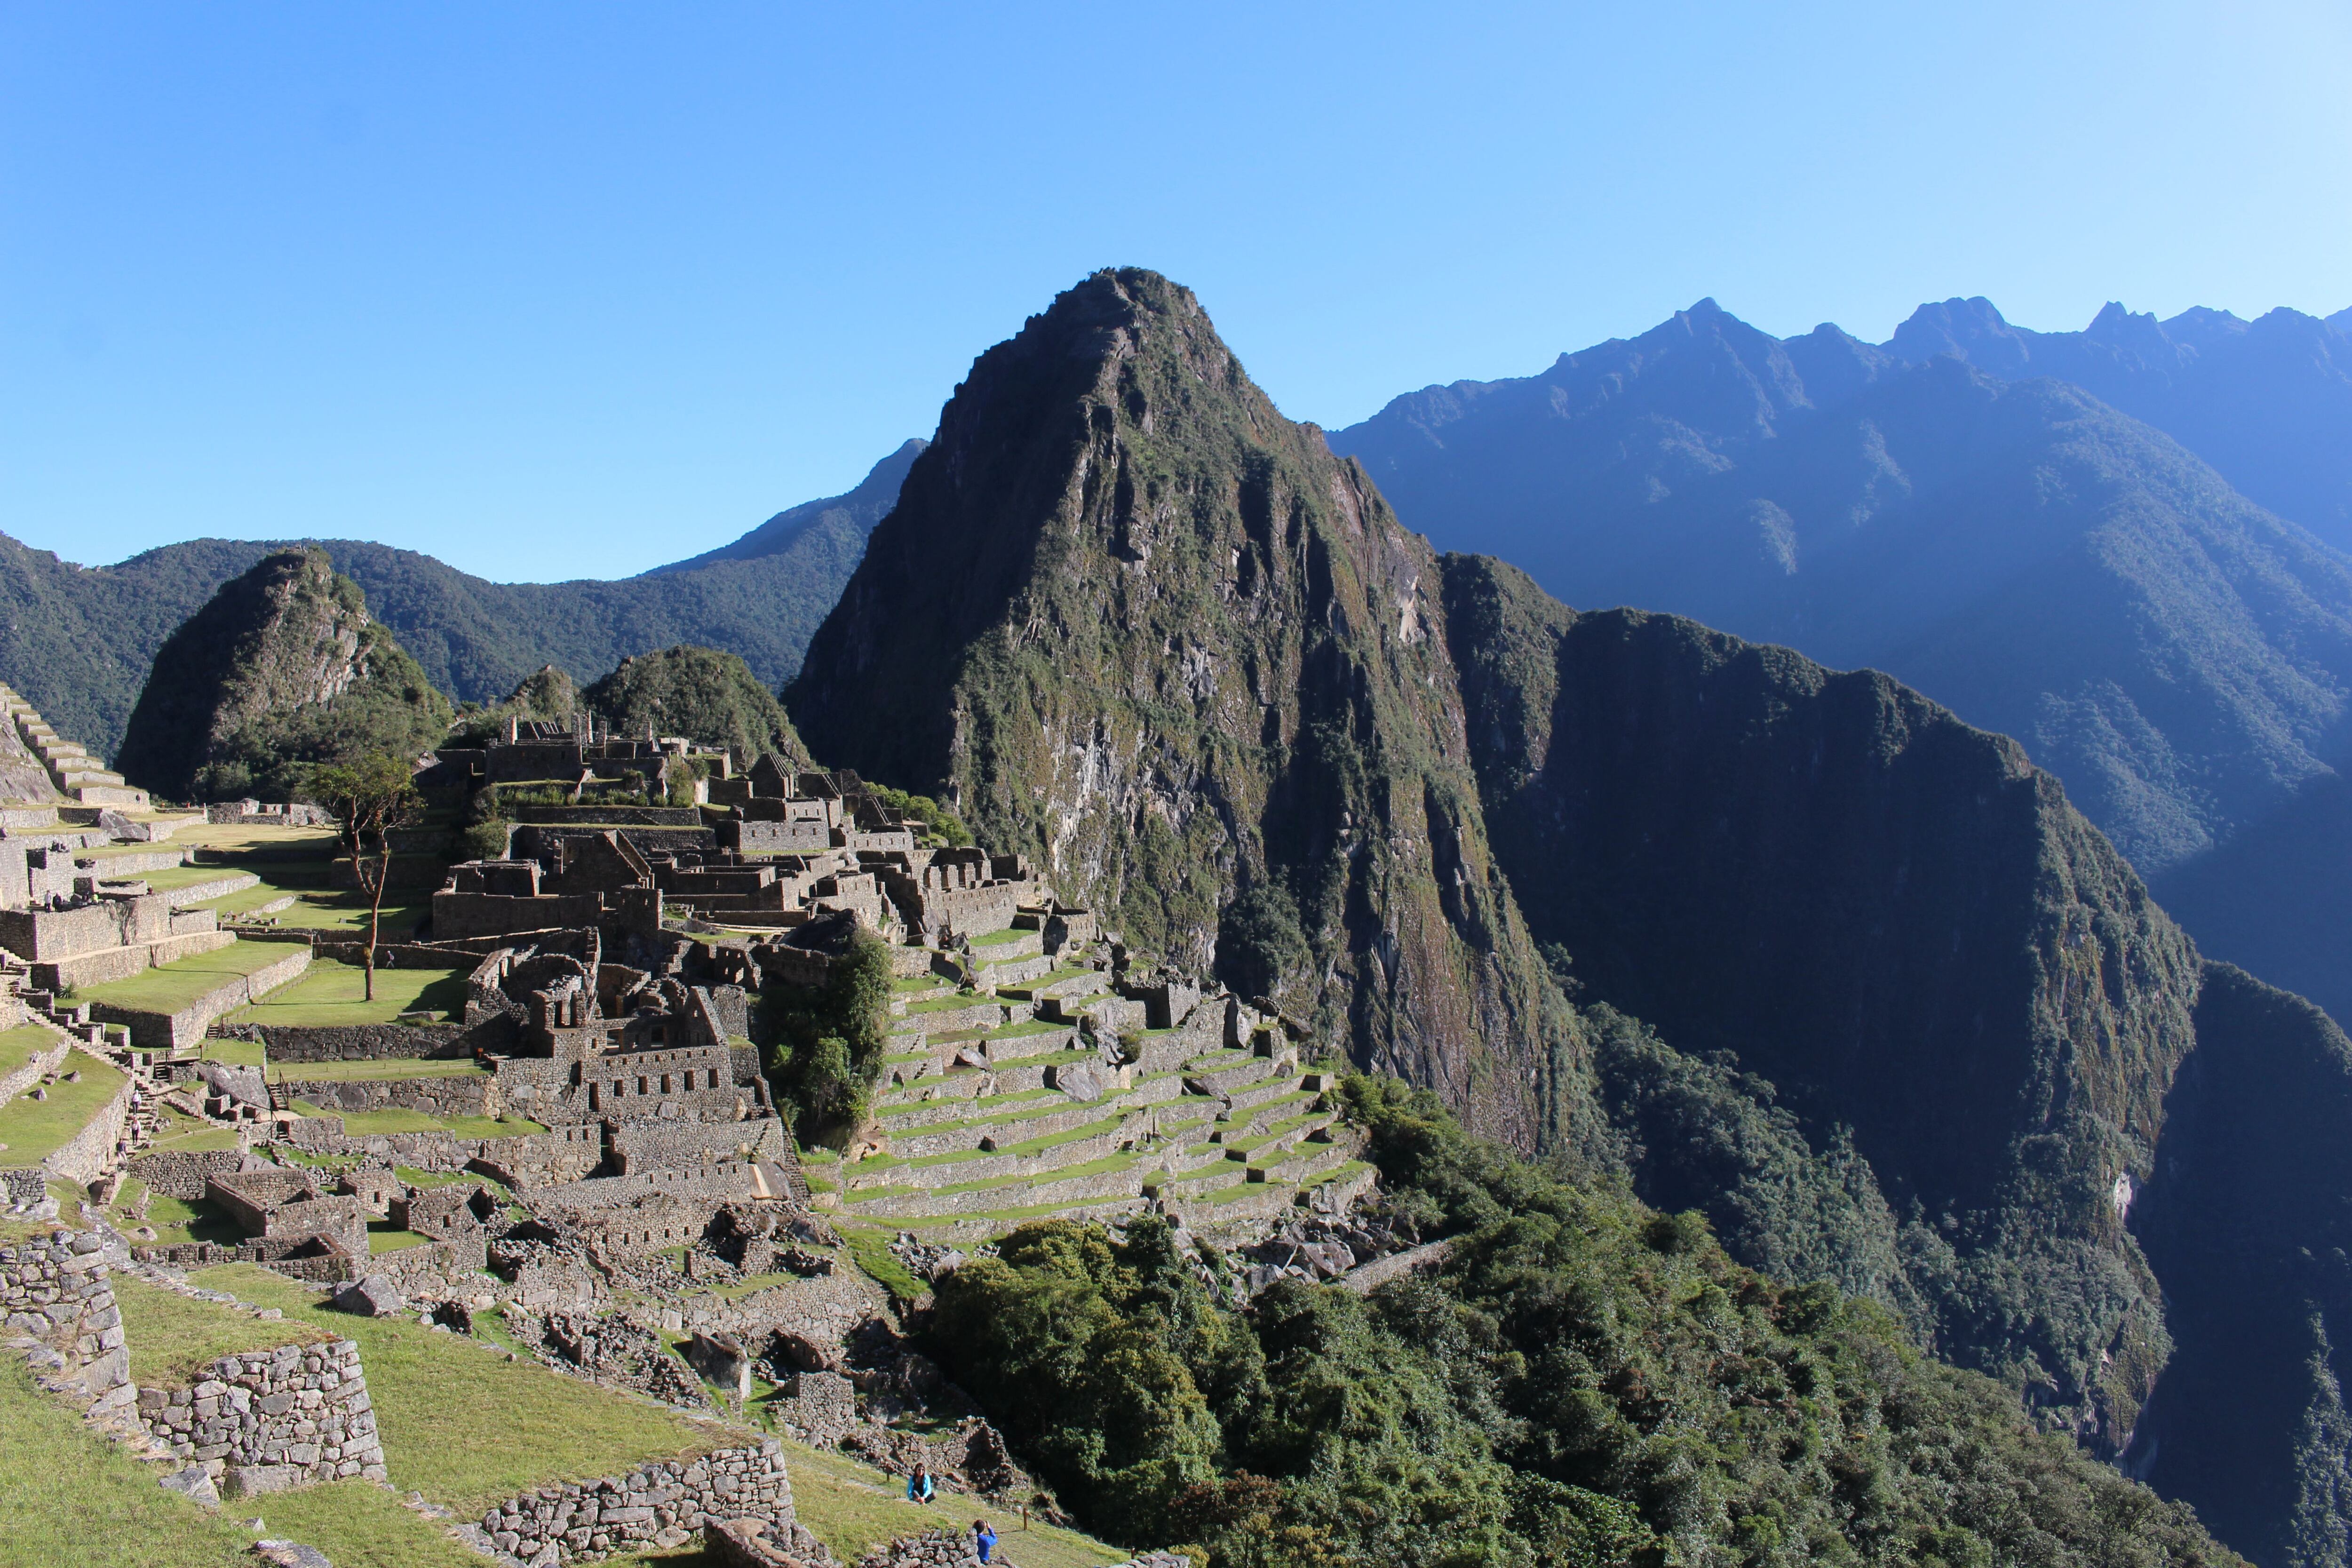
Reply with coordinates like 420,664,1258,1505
133,1241,358,1283
288,1071,500,1121
91,941,310,1052
469,1122,607,1190
42,1069,136,1187
135,1338,388,1495
126,1147,247,1200
475,1440,804,1563
250,1015,507,1064
610,1114,788,1176
0,1228,134,1422
0,1032,71,1109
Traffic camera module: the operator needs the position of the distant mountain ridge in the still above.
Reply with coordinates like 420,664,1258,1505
0,442,921,761
1329,295,2352,1027
641,438,924,576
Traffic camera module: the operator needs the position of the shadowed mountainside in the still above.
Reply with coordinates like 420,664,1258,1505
1330,299,2352,1032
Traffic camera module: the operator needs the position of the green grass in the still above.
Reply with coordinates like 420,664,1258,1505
119,863,255,893
1,1020,63,1071
0,1050,122,1164
776,1436,1124,1566
199,1036,267,1068
183,853,429,936
187,1264,725,1514
288,1101,545,1139
143,1193,242,1246
140,1104,241,1154
72,938,307,1015
270,1056,485,1084
229,959,470,1027
369,1223,434,1252
841,1228,928,1305
0,1355,259,1568
902,993,999,1016
110,1273,336,1385
250,1481,493,1568
967,927,1034,948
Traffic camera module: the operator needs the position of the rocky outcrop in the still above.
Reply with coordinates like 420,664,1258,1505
114,546,450,802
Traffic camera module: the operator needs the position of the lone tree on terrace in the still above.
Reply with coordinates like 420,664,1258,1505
307,753,422,1003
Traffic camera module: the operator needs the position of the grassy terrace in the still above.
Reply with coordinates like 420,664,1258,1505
270,1055,486,1083
849,1144,1135,1202
287,1100,544,1139
229,958,470,1027
111,1273,336,1385
0,1046,122,1164
967,926,1033,948
114,862,254,893
993,966,1095,999
69,938,306,1014
2,1021,59,1073
853,1108,1135,1177
899,992,1000,1016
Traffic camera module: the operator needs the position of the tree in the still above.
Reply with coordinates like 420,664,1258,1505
307,753,423,1003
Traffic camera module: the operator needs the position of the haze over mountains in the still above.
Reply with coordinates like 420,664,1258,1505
1330,297,2352,1027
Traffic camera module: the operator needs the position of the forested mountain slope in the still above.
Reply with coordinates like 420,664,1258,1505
0,442,918,759
1329,299,2352,1027
791,269,2352,1566
113,547,451,801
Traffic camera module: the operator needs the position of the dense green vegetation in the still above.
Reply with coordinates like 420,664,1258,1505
757,923,892,1140
584,643,809,765
112,548,452,801
929,1079,2238,1568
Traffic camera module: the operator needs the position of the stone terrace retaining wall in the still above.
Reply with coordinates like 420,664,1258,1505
246,1017,504,1064
41,1068,137,1187
125,1147,246,1200
0,1032,71,1109
475,1440,802,1562
0,1227,134,1423
92,941,310,1052
135,1338,387,1495
290,1072,500,1120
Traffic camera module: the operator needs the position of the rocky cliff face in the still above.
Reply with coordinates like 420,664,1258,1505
790,269,1583,1146
2133,965,2352,1566
1441,554,2200,1453
114,547,451,801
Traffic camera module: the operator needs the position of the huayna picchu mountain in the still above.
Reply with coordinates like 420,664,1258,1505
112,546,452,801
789,268,1581,1151
790,268,2352,1567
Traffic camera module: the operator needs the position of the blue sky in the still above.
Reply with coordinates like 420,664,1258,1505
4,2,2348,581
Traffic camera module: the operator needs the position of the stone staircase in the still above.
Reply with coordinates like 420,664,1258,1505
0,684,149,808
807,935,1375,1246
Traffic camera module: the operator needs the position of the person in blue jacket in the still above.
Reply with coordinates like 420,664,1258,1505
906,1466,935,1504
973,1519,999,1563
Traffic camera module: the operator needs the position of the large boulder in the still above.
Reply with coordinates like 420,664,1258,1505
330,1274,405,1318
